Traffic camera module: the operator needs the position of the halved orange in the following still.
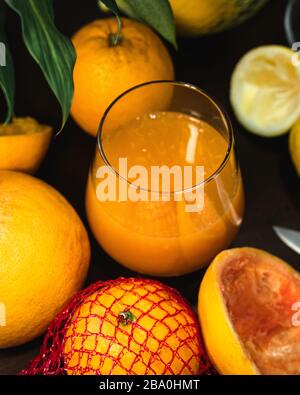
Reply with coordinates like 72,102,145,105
0,117,52,173
198,247,300,375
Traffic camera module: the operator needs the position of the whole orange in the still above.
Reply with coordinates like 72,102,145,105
70,17,174,137
0,171,90,348
61,278,204,375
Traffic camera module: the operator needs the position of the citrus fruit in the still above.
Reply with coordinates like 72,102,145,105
61,278,206,375
102,0,268,37
168,0,268,36
198,247,300,375
0,117,52,173
230,45,300,137
0,171,90,348
290,117,300,176
70,17,174,137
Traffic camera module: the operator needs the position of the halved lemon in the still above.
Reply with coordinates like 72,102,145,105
230,45,300,137
0,117,52,173
198,247,300,375
290,117,300,176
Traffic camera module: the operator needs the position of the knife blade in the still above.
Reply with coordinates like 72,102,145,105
273,226,300,255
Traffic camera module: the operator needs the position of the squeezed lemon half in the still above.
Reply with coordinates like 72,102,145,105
230,45,300,137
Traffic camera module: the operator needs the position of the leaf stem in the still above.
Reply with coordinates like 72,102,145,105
97,0,122,46
108,31,122,46
118,309,136,326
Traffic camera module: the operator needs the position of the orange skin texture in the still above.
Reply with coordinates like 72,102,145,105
63,278,202,375
70,17,175,136
0,117,52,174
0,171,90,348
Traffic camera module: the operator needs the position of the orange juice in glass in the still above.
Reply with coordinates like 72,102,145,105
86,81,244,276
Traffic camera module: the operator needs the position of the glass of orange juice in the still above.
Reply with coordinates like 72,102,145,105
86,81,244,277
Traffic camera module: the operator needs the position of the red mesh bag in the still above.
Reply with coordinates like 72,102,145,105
21,278,215,375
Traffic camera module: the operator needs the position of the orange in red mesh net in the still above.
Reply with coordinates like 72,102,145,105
21,278,215,375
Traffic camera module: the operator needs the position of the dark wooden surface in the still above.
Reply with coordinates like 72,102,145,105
1,0,300,375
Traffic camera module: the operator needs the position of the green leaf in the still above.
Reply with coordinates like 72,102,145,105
116,0,177,48
99,0,120,16
0,10,15,123
5,0,76,131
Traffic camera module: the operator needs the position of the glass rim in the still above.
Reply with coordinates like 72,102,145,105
96,80,234,195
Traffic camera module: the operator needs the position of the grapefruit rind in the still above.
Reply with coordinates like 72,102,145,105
199,247,300,375
198,248,259,375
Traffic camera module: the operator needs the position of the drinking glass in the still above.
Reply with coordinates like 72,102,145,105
86,81,244,276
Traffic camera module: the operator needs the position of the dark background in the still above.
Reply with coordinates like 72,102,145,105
1,0,300,375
